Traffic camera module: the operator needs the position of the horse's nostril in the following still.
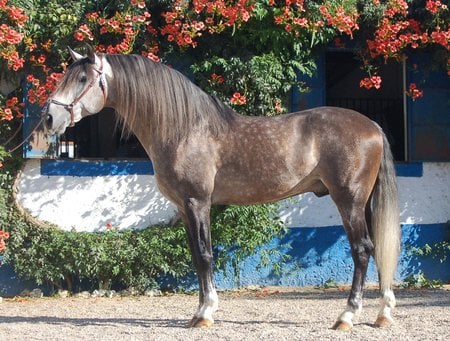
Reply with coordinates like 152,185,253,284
45,114,53,129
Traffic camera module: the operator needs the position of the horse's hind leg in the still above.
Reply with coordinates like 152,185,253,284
181,198,218,328
332,195,374,331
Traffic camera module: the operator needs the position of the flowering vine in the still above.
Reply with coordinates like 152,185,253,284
230,92,247,105
364,0,449,97
0,230,9,253
0,1,27,72
359,75,382,90
406,82,424,100
77,4,156,58
160,0,255,47
318,3,359,37
0,0,27,122
0,0,448,132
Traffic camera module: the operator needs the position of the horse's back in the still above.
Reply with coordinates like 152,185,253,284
295,106,382,137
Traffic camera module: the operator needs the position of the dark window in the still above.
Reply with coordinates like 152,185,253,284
59,108,147,159
325,51,405,161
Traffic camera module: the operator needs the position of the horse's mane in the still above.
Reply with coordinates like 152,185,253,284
105,54,236,142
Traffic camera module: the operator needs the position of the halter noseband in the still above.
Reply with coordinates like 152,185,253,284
47,57,107,127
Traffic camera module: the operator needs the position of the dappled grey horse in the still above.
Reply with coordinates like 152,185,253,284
43,46,400,331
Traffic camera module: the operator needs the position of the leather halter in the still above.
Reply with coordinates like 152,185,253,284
47,57,107,127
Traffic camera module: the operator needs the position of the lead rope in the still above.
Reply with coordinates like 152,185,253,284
1,122,23,147
2,114,46,153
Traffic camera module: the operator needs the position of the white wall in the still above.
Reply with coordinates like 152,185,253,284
16,160,450,232
279,162,450,226
16,160,177,232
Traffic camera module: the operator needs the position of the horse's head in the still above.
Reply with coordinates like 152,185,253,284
43,46,108,135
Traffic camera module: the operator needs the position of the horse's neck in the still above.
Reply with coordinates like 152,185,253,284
125,117,182,162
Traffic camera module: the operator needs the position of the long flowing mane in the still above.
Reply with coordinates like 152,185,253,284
105,54,236,142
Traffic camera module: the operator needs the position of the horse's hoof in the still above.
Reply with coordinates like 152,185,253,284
188,317,214,328
332,320,352,331
374,315,393,328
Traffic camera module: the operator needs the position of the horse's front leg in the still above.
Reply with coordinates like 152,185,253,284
182,197,218,328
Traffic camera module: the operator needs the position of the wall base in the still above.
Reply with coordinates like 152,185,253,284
1,223,447,296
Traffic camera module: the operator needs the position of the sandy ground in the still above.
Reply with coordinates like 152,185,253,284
0,286,449,340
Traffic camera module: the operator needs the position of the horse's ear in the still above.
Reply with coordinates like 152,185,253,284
68,47,84,61
85,44,96,64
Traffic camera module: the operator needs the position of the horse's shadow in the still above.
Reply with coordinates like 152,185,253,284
0,315,187,328
0,315,303,330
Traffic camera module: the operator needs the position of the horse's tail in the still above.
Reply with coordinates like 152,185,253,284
371,132,400,292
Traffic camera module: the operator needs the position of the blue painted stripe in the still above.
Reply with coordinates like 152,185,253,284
41,159,423,178
395,162,423,177
214,222,449,289
40,159,154,176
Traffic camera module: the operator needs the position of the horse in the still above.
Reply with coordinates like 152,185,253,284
43,46,400,331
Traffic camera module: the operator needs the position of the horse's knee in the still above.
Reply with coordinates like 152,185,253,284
184,197,210,213
198,248,213,267
350,238,374,263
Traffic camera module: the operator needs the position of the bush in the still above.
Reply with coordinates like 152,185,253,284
409,225,450,264
2,165,287,292
4,218,192,291
211,204,288,278
401,272,444,289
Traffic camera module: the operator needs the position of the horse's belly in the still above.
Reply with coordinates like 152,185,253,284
211,170,315,205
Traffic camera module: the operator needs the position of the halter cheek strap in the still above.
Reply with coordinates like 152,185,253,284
47,57,107,127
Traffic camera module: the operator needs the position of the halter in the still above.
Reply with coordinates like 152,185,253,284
46,57,107,127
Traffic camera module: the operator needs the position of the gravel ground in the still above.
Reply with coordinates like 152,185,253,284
0,286,449,340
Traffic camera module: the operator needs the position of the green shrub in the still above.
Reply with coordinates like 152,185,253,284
3,219,192,291
401,272,444,289
2,176,287,293
409,229,450,264
211,204,288,279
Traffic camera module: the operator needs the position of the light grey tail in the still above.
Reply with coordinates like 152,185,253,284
372,132,401,291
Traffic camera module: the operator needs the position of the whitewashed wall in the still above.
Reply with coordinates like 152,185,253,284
15,160,450,232
279,162,450,226
16,160,177,231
